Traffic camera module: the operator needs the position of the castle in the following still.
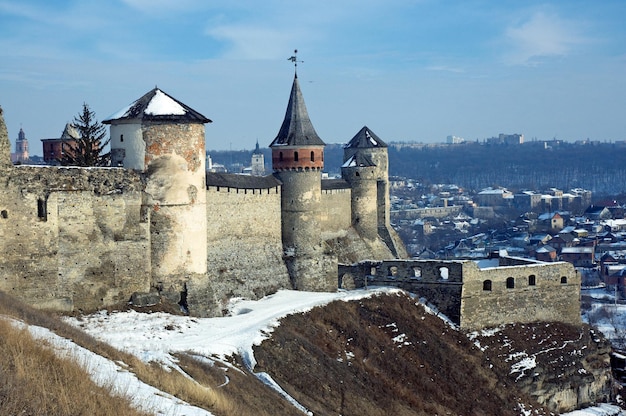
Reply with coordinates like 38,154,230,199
0,73,580,329
0,73,405,317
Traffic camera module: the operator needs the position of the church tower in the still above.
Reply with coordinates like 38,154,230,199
14,128,29,163
270,73,335,291
250,140,265,176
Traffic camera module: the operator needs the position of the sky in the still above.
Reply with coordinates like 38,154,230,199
1,0,625,154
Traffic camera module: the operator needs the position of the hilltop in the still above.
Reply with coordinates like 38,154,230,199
1,289,619,415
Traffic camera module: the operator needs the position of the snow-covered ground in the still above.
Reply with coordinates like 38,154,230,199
4,286,625,415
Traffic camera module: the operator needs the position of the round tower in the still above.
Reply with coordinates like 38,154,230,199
104,88,213,314
343,126,406,258
341,152,379,240
270,74,334,291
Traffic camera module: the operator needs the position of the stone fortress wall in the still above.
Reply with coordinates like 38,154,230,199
0,165,151,312
0,79,582,329
339,254,580,330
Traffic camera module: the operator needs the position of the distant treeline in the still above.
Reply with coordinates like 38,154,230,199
209,141,626,195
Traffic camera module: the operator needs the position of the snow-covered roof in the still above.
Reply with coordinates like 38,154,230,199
103,87,211,124
341,153,376,168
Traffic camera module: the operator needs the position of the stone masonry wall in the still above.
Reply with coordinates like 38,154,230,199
205,185,290,313
340,258,580,329
0,166,150,312
339,259,464,323
460,260,580,330
320,188,351,234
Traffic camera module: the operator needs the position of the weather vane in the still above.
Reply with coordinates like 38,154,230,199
288,49,303,72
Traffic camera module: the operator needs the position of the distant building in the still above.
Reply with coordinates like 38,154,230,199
41,123,79,165
446,135,464,144
499,133,524,145
250,141,265,176
11,127,29,164
476,187,513,207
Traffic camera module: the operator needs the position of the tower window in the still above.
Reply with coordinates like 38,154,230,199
561,276,568,284
279,151,283,161
483,280,492,291
294,151,299,162
120,134,124,142
506,277,515,289
1,210,7,219
310,151,315,162
528,275,536,286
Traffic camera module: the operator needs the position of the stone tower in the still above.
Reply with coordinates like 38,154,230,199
104,88,213,314
341,151,379,240
270,74,335,291
14,128,29,163
343,126,407,258
251,140,265,176
0,107,12,167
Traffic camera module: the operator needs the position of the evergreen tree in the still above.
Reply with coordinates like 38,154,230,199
60,103,110,167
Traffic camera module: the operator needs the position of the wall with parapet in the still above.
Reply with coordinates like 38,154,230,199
0,166,150,312
339,257,580,329
205,185,290,313
460,260,580,330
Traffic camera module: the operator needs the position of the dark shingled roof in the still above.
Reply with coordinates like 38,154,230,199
321,178,350,190
344,126,387,149
269,74,325,147
206,172,281,190
103,87,211,124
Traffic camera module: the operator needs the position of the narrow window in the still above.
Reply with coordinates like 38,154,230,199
311,151,315,162
370,266,377,276
120,134,124,142
294,151,299,162
279,151,283,161
528,275,536,286
413,267,422,278
1,210,7,219
506,277,515,289
439,267,449,280
483,280,492,291
561,276,568,284
37,198,47,221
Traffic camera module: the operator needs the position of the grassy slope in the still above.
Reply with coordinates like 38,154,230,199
0,290,615,415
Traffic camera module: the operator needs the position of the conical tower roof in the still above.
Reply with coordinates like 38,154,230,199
103,87,211,124
344,126,387,149
270,74,325,147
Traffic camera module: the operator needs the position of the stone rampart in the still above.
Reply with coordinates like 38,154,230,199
320,188,351,233
460,260,580,330
0,166,150,311
205,185,290,312
339,257,581,329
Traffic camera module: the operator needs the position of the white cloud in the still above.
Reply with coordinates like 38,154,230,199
205,24,299,60
503,11,588,66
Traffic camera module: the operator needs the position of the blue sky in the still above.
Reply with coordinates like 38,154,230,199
1,0,625,153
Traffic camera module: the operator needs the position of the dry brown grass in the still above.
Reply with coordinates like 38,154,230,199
0,318,149,416
0,291,233,415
